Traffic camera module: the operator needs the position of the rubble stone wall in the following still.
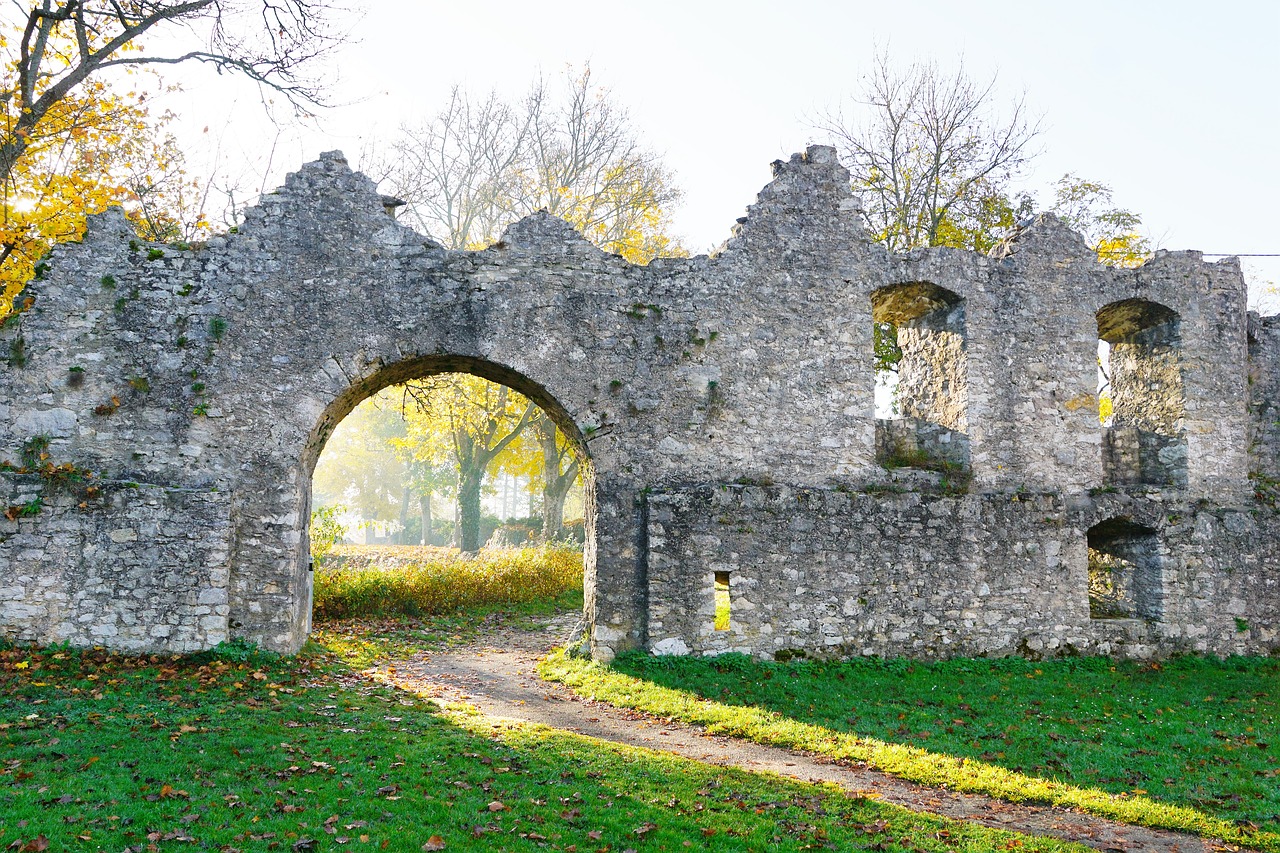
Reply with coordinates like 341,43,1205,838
647,484,1278,660
1,145,1275,660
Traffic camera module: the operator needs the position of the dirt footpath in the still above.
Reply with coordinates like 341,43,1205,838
382,613,1248,853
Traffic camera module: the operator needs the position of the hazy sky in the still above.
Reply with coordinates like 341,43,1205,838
150,0,1279,303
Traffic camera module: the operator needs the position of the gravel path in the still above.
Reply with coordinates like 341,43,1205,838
380,612,1249,853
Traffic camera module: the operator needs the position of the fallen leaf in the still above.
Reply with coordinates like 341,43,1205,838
422,837,446,851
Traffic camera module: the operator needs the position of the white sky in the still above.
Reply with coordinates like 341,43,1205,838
147,0,1280,305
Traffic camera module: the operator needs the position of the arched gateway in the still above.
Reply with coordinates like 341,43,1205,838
2,148,1278,660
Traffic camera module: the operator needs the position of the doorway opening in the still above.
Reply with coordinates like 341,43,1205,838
302,359,590,631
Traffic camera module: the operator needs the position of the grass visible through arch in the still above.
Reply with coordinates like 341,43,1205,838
313,544,583,620
540,650,1280,851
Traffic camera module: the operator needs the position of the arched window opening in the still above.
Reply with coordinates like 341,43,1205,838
1086,517,1164,620
870,282,968,471
304,363,590,631
1096,299,1185,487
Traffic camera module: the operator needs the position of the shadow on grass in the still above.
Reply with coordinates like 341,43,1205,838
0,635,1087,852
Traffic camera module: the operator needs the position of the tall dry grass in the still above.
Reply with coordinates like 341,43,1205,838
313,544,583,620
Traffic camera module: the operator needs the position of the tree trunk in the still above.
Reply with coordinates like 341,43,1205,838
458,470,484,552
452,500,460,548
539,421,579,541
398,485,411,544
420,491,432,546
542,478,570,541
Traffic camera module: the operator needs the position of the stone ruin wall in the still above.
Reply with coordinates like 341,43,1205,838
0,145,1277,661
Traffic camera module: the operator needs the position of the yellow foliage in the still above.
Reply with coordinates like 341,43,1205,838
313,544,583,620
559,165,689,264
1095,233,1151,269
0,24,200,316
397,374,536,475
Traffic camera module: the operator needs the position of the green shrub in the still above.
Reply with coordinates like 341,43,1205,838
308,504,348,567
313,544,582,620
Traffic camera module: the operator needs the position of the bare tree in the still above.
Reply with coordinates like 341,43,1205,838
380,86,530,249
376,66,685,262
816,52,1041,252
1,0,345,188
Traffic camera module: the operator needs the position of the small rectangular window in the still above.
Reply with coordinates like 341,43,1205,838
713,570,730,631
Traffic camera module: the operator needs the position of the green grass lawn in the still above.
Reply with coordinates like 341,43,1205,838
0,608,1092,853
542,650,1280,851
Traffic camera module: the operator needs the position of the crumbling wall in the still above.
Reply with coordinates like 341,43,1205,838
1248,313,1280,486
895,305,967,432
0,144,1274,661
647,484,1278,660
871,281,968,470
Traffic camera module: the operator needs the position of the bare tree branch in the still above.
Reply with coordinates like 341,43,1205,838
816,51,1041,252
373,65,684,262
1,0,345,190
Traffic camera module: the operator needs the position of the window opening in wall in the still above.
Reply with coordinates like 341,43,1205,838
1095,299,1185,487
1086,517,1164,620
1097,339,1113,426
713,570,730,631
870,282,969,471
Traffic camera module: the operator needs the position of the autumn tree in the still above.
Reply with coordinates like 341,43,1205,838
391,449,454,547
0,67,202,312
376,66,686,263
816,52,1040,253
3,0,340,182
364,68,681,551
311,394,410,537
400,375,537,553
0,0,342,315
1047,173,1151,268
493,409,582,542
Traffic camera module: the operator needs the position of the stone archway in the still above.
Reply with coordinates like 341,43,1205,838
290,354,597,647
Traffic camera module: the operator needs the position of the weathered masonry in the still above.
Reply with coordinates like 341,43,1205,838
2,147,1278,660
